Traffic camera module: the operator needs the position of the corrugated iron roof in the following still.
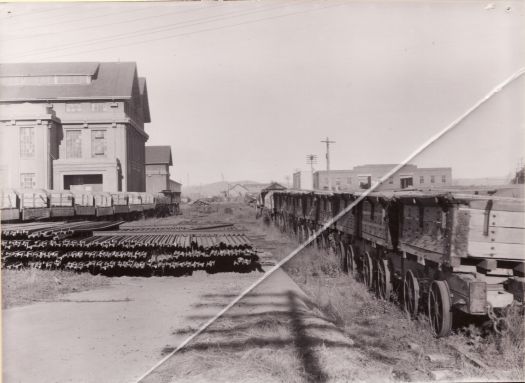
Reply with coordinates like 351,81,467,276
145,146,172,165
0,62,138,101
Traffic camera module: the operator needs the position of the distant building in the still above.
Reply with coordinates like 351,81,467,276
0,62,151,192
145,145,175,193
313,164,452,191
261,182,287,193
292,170,313,190
169,179,182,193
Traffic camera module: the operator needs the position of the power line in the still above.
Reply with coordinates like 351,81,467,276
0,4,76,20
16,0,346,61
2,7,147,37
2,3,216,41
9,0,304,60
0,3,95,27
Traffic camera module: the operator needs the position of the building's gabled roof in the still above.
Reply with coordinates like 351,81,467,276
263,182,287,191
145,146,173,165
138,77,151,123
0,62,139,101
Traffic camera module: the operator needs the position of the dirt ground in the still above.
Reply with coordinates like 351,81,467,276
3,271,264,383
3,202,524,383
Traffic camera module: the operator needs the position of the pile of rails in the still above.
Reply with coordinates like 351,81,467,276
1,222,261,276
1,221,123,240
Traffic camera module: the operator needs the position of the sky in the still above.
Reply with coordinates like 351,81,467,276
0,0,524,186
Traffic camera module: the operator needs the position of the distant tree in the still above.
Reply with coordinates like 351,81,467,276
512,166,524,184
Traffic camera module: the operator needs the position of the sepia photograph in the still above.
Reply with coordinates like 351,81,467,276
0,0,524,382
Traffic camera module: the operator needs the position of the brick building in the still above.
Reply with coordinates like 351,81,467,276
312,164,452,191
0,62,150,192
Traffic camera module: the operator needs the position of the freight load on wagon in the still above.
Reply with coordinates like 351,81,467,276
0,188,180,222
259,189,525,337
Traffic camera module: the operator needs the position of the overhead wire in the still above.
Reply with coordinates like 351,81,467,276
2,3,215,41
0,4,76,20
13,0,346,61
0,4,90,23
2,7,149,37
7,0,305,60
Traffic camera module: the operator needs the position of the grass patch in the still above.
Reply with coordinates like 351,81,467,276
257,222,525,381
2,269,110,309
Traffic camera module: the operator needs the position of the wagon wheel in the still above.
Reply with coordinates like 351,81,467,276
376,258,392,300
363,252,374,289
298,225,305,243
403,270,420,319
317,231,325,250
329,235,338,257
338,243,345,272
346,244,356,276
428,280,453,337
339,241,348,272
306,228,314,246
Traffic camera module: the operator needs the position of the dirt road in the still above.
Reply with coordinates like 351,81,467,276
3,271,266,383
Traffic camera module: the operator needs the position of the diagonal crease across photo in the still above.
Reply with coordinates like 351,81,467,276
133,67,525,383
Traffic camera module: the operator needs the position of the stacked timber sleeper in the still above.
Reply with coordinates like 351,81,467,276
1,226,261,276
264,189,525,337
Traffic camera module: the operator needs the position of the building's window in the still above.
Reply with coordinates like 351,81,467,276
91,103,112,112
335,178,341,186
358,175,371,189
442,175,446,183
0,75,91,86
324,178,328,184
54,75,91,85
66,130,82,158
347,177,351,184
420,175,424,184
20,173,35,189
66,103,83,112
388,177,393,184
91,130,106,157
20,127,35,158
430,175,435,183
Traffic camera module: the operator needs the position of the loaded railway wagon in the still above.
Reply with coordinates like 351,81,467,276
0,189,20,221
0,189,180,222
266,189,525,337
48,190,75,218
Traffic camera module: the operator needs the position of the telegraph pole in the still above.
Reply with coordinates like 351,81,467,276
306,154,317,189
321,137,335,190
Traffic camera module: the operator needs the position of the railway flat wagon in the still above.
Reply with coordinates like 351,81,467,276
265,189,525,337
49,190,75,218
73,191,96,216
0,189,20,221
18,189,50,221
94,192,114,217
111,192,129,214
127,192,144,213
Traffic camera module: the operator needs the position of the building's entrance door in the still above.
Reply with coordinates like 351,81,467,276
64,174,103,191
400,176,413,189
